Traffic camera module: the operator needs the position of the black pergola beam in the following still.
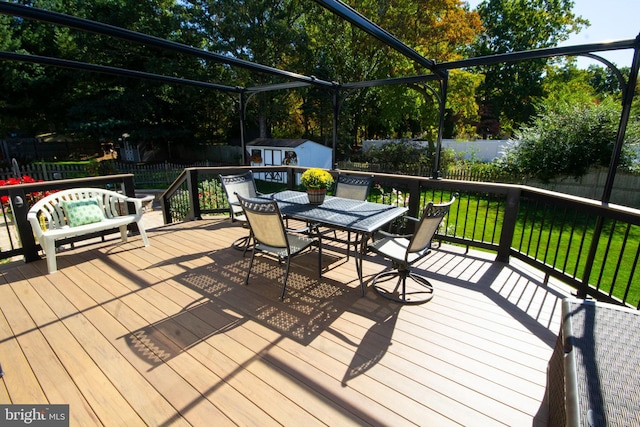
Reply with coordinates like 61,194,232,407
436,39,637,70
245,81,313,94
0,51,241,93
312,0,440,74
0,1,335,88
341,74,441,89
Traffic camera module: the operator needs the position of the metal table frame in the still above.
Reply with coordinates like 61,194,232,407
267,191,408,295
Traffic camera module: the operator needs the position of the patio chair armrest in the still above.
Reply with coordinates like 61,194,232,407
377,214,419,239
376,229,413,239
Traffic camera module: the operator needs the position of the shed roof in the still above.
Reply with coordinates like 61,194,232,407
247,138,325,148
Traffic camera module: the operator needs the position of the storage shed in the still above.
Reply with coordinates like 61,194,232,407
246,138,333,184
246,138,332,169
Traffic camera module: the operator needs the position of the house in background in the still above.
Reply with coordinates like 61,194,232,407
246,138,333,183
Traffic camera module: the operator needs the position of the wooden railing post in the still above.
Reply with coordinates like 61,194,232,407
497,186,521,263
187,168,201,220
9,187,40,262
122,175,136,197
122,175,140,234
286,168,296,190
407,179,422,233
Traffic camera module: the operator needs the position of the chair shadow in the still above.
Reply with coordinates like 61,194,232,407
340,302,402,385
123,297,245,369
123,246,370,368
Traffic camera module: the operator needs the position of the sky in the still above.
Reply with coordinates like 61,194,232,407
466,0,640,68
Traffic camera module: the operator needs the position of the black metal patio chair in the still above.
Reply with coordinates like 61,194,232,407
368,196,456,304
236,194,321,301
326,173,374,259
219,171,259,251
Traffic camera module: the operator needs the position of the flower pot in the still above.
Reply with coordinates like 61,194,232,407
307,188,326,205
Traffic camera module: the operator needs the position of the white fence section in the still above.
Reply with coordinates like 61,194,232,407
362,138,511,162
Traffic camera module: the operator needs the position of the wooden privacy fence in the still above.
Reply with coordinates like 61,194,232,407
338,161,640,209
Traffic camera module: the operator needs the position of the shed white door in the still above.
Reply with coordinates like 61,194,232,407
264,149,284,182
264,149,283,166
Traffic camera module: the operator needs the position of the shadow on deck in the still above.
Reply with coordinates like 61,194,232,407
0,214,569,426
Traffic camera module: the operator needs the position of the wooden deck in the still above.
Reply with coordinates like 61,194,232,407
0,214,568,426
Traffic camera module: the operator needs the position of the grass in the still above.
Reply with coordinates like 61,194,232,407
514,213,640,305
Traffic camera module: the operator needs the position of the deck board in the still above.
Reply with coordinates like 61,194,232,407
0,215,567,426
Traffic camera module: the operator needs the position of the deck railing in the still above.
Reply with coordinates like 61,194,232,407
3,166,639,309
160,166,640,308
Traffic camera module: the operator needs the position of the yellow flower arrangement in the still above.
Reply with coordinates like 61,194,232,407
300,168,334,190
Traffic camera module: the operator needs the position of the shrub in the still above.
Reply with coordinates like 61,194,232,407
0,175,49,216
498,99,638,182
362,140,433,175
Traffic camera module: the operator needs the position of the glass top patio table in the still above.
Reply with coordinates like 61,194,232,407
265,190,408,295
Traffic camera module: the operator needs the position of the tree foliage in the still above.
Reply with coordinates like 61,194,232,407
0,0,230,157
0,0,486,161
1,0,625,172
471,0,588,137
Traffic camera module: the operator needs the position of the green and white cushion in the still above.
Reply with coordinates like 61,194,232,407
62,198,105,227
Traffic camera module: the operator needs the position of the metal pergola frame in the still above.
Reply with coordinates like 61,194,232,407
0,0,638,203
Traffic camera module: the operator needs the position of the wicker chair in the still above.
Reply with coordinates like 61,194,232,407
369,196,456,303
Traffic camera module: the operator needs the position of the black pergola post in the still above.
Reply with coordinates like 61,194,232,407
433,72,449,179
239,91,247,165
579,35,640,298
331,85,340,169
602,34,640,203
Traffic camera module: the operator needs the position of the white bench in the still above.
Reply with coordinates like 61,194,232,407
27,188,150,273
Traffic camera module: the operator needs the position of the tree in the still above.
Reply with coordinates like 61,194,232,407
471,0,588,137
0,2,80,137
4,1,255,161
182,0,311,140
0,0,493,163
301,0,483,156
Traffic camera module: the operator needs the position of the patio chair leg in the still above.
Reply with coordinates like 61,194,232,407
318,240,322,278
280,259,291,301
245,250,256,285
372,268,435,304
241,235,253,257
